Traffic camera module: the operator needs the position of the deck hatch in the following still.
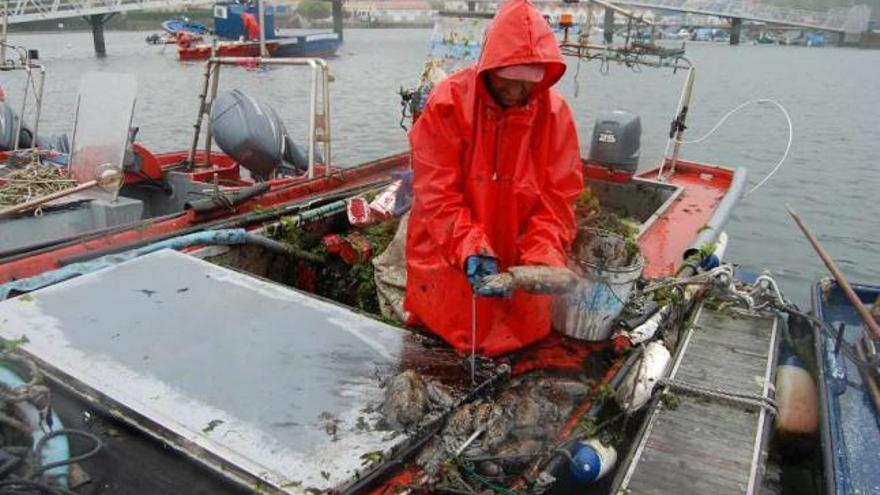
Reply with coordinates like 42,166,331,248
0,249,481,493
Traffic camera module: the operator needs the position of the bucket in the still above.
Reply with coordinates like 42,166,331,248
553,229,643,341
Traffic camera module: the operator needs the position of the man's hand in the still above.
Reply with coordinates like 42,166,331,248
465,255,506,296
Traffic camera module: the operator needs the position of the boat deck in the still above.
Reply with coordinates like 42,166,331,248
614,305,779,495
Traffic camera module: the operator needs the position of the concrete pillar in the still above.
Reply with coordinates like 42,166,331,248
730,17,742,45
89,14,106,57
332,0,343,42
604,6,614,44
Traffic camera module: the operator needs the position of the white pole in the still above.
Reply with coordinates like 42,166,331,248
258,0,268,57
2,0,8,66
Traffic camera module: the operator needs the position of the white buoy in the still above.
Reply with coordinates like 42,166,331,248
615,341,671,413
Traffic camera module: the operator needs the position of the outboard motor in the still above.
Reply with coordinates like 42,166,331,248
210,89,314,179
211,89,285,179
0,101,33,151
587,110,641,174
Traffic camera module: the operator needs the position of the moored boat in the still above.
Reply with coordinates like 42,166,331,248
177,1,341,61
0,57,403,283
811,279,880,495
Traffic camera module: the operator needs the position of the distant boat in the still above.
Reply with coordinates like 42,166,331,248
161,19,211,36
177,1,341,61
178,33,342,61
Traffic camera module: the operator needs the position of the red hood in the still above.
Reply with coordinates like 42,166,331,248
476,0,566,95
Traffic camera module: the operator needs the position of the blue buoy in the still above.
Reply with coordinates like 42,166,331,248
569,438,617,484
700,254,721,270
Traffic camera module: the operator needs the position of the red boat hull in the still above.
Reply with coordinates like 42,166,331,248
0,151,411,283
178,41,280,61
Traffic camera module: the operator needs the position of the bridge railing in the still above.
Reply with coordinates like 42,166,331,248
615,0,871,33
4,0,212,24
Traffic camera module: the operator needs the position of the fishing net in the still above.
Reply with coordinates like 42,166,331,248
0,161,76,208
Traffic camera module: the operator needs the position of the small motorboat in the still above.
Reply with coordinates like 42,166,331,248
811,279,880,495
161,18,211,36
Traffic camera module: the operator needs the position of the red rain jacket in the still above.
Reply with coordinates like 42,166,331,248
404,0,583,357
242,12,260,41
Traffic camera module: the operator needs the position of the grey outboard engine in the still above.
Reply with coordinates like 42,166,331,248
588,110,641,174
0,101,31,151
210,89,314,180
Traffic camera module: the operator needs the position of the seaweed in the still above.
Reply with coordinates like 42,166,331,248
574,186,642,267
277,216,401,315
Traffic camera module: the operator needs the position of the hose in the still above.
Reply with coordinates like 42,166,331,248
671,98,793,197
32,429,102,477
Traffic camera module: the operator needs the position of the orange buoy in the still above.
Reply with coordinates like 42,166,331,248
775,344,819,436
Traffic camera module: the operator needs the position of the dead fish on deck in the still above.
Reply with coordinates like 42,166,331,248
379,370,453,431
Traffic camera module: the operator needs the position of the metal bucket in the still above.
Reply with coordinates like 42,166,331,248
553,229,644,341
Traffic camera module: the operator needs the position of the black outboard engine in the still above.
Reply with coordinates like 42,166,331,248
587,110,641,174
210,89,314,180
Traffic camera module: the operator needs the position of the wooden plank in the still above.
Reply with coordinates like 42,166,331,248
616,306,778,495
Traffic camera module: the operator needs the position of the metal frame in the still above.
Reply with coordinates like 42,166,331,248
557,0,696,181
456,0,870,34
187,56,332,180
0,41,44,151
0,0,212,24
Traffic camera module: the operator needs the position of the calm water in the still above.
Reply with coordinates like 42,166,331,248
3,28,878,304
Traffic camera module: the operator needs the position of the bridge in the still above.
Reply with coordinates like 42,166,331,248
615,0,872,35
3,0,207,24
531,0,872,45
2,0,211,55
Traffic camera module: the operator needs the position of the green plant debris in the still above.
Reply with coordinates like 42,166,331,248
1,335,29,352
282,217,401,315
597,384,615,399
355,416,370,432
574,187,642,267
281,481,302,488
360,450,385,466
202,419,224,433
577,417,599,437
652,286,683,307
660,392,680,410
280,216,304,249
16,294,33,302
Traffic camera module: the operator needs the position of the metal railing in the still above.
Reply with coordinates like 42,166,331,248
0,41,44,151
188,56,332,180
1,0,212,24
610,0,871,33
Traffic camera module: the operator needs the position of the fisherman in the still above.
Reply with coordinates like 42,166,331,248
404,0,583,357
241,11,260,41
